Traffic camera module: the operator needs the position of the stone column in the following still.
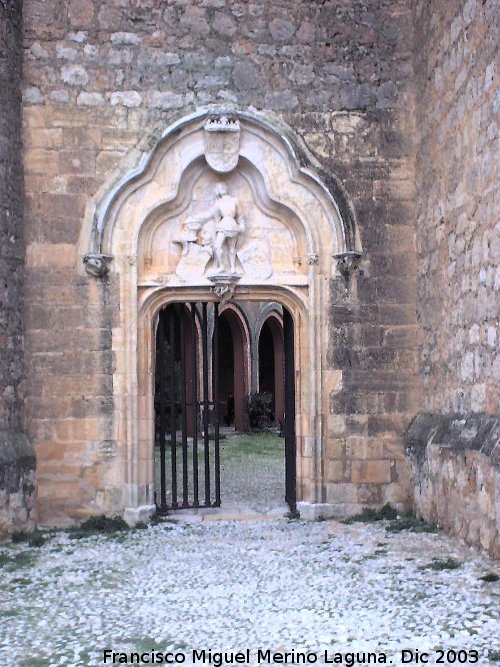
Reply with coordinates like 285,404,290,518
0,0,36,537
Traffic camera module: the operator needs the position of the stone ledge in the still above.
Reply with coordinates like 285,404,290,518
404,412,500,467
404,412,500,558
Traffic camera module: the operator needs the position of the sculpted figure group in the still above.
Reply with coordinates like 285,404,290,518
174,182,245,275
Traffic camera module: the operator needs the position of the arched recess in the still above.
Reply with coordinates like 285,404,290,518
80,108,361,521
219,304,251,431
258,312,285,425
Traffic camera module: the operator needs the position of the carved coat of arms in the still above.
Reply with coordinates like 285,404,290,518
203,116,240,173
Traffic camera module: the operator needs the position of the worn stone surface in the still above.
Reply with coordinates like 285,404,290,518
0,431,36,536
0,0,35,537
405,413,500,558
414,0,500,415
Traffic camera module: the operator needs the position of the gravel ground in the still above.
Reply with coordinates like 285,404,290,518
0,518,499,667
2,435,499,667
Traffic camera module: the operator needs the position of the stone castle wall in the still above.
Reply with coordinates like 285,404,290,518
410,0,499,555
21,0,419,524
405,414,499,558
414,0,499,415
0,0,36,537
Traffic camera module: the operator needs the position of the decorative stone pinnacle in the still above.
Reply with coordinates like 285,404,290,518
83,253,113,277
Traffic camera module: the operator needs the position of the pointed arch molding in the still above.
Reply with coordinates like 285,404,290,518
83,108,362,521
82,108,361,269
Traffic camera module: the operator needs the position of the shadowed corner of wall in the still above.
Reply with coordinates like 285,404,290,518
0,430,37,538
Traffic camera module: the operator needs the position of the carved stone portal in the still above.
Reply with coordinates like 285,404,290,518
84,109,363,527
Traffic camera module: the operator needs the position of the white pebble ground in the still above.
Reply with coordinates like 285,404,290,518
0,517,499,667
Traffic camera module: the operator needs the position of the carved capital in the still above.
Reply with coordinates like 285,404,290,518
83,253,113,277
333,251,363,277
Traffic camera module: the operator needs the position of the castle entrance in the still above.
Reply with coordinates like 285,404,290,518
83,109,358,523
154,300,296,514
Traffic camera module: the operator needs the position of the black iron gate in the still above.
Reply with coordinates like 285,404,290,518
154,300,296,514
155,301,220,513
283,308,296,512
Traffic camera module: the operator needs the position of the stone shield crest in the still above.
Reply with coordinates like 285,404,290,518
203,115,240,173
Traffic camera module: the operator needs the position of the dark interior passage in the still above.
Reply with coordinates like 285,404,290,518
258,315,285,425
217,308,247,431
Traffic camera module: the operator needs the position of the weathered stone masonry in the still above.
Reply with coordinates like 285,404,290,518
0,0,36,537
1,0,497,553
414,0,499,416
21,0,418,526
409,0,499,557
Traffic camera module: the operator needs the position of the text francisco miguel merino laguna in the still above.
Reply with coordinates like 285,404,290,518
103,648,427,665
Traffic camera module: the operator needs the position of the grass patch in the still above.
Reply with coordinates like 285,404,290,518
0,552,12,567
80,515,129,532
419,557,462,571
133,521,149,530
344,504,399,524
67,514,130,540
150,514,165,526
344,506,440,533
479,572,499,583
11,530,47,547
386,514,439,534
0,551,37,571
11,531,30,544
11,577,32,586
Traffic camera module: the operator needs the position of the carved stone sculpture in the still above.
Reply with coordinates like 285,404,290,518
333,250,363,277
83,253,113,277
173,182,245,279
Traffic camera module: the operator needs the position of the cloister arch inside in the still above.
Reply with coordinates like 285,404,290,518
258,311,285,426
82,109,360,522
218,304,251,432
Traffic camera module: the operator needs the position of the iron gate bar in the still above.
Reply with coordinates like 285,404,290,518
157,311,168,514
201,302,211,506
212,301,221,507
179,307,189,508
284,308,297,512
155,301,224,512
190,303,199,508
169,308,178,508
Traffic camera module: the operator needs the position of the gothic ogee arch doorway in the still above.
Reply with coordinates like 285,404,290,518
81,109,361,523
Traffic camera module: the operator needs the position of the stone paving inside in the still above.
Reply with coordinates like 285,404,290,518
1,434,499,667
